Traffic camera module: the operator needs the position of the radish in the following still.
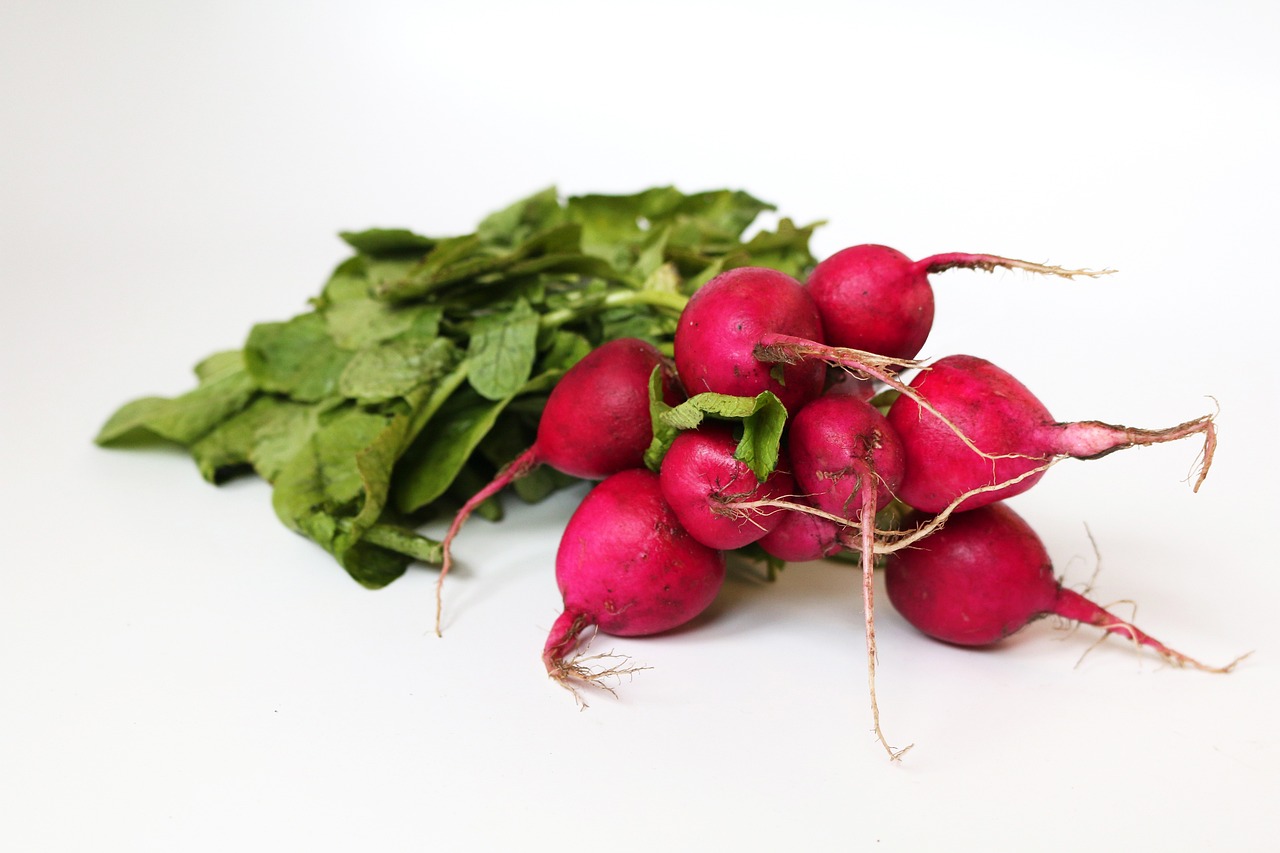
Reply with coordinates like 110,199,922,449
544,468,726,694
788,395,905,519
885,354,1217,514
435,337,681,634
804,244,1110,360
785,393,913,758
884,502,1244,672
673,266,827,414
658,423,797,550
757,498,844,562
823,369,877,401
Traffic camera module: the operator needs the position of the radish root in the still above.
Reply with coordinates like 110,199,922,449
545,627,652,709
916,252,1116,279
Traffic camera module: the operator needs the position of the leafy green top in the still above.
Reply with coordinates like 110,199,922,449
96,186,821,588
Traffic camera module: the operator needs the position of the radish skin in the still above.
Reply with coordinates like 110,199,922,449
885,354,1217,514
804,244,1111,360
544,469,726,695
884,502,1244,672
435,338,680,634
757,498,844,562
674,267,827,414
658,425,797,550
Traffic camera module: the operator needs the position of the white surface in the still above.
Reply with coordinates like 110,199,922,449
3,1,1277,850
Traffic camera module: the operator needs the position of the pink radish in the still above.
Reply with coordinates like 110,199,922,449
674,266,827,414
544,468,726,693
884,502,1243,672
757,498,844,562
658,424,797,550
788,394,905,519
785,392,913,758
884,354,1217,514
804,244,1109,360
435,337,682,634
822,369,878,401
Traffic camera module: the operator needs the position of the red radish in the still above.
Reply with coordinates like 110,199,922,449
544,468,726,692
823,369,877,401
885,354,1217,514
884,502,1243,672
787,395,905,519
804,244,1110,361
785,393,913,758
658,424,797,550
757,498,844,562
674,267,827,414
435,338,682,634
677,267,938,443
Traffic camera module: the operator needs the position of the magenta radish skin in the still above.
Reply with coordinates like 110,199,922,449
659,424,797,550
804,244,1107,361
544,469,726,671
674,266,827,414
436,338,681,633
805,245,935,361
758,498,844,562
823,369,877,401
534,337,682,479
883,502,1235,672
788,394,905,519
886,354,1217,514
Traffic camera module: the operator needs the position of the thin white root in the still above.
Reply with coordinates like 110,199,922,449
756,336,1039,467
857,478,913,761
729,461,1060,560
873,460,1059,555
547,633,651,709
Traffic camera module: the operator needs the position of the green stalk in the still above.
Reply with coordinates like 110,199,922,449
538,288,689,331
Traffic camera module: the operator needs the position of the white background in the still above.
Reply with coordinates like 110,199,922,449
3,1,1278,850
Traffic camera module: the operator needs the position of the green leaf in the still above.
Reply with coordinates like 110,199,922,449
375,223,603,301
95,351,257,447
643,365,680,471
338,336,459,403
336,543,415,589
669,189,775,244
361,523,443,564
656,390,788,480
536,329,592,374
193,349,245,383
466,298,539,400
189,395,288,483
738,217,823,279
244,312,353,402
339,228,436,258
640,261,681,295
268,398,436,588
732,394,789,482
273,404,394,524
392,389,515,514
248,398,328,483
392,367,562,514
446,461,505,522
475,186,565,247
323,298,441,351
368,234,485,301
566,187,685,268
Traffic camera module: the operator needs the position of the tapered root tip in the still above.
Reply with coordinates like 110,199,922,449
918,252,1116,280
545,649,651,708
886,742,915,762
1165,648,1253,675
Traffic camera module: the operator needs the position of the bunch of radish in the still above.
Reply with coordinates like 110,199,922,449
441,244,1239,756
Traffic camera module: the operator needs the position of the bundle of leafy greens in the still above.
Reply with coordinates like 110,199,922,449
95,186,821,588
